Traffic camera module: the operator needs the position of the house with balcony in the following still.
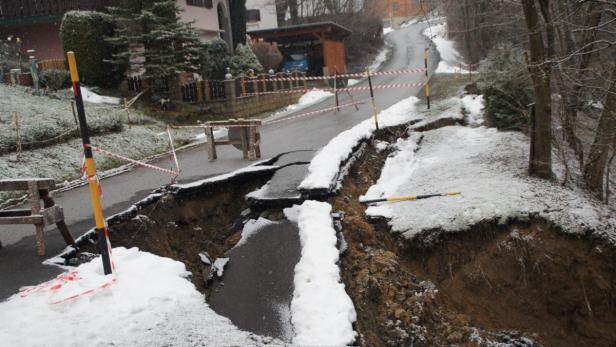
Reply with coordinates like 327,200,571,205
0,0,232,60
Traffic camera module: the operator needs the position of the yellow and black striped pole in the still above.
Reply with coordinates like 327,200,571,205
424,48,431,110
367,67,380,130
360,192,461,204
67,51,113,275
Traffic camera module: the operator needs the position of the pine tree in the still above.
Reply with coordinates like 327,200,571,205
229,44,263,76
106,0,202,82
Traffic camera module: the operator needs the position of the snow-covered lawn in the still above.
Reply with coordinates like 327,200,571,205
363,125,616,242
0,247,279,347
299,96,421,191
284,201,357,346
0,85,194,202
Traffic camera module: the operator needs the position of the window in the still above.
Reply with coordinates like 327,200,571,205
392,2,400,11
246,9,261,22
187,0,213,9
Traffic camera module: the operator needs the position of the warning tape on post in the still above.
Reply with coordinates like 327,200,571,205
86,145,180,178
171,98,369,131
243,68,427,82
242,82,427,97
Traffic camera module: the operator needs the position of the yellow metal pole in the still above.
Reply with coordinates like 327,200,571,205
67,51,113,275
367,67,380,130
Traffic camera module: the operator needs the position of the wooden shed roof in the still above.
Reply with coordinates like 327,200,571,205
248,21,352,41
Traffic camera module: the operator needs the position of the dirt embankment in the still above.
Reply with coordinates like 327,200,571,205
330,129,616,347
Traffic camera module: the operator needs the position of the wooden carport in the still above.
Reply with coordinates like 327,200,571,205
248,21,352,76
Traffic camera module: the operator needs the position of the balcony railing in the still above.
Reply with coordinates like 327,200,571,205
0,0,113,21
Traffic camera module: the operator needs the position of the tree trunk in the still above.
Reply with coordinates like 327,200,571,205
560,2,603,166
583,63,616,195
522,0,553,179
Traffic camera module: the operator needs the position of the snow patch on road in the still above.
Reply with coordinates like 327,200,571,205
235,218,278,248
299,96,421,191
0,247,278,347
284,201,357,346
365,126,616,242
266,89,334,122
81,86,121,105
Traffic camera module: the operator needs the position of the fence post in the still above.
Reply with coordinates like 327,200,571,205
204,80,211,102
224,76,236,114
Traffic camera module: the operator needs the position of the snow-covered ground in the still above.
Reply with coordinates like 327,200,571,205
363,124,616,243
0,247,280,347
284,201,357,346
369,44,392,72
424,23,475,74
299,96,421,191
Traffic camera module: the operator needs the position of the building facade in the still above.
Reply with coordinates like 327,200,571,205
0,0,232,60
370,0,434,28
245,0,278,31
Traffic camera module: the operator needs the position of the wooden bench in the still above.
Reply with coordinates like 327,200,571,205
0,178,75,256
205,119,262,161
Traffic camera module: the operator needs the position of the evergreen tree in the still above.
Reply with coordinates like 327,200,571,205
106,0,202,82
201,39,232,80
229,44,263,76
229,0,247,47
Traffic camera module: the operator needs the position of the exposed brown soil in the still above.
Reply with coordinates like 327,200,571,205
81,176,269,294
407,223,616,347
331,134,616,347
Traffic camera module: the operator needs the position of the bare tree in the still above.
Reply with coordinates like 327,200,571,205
522,0,555,179
584,63,616,195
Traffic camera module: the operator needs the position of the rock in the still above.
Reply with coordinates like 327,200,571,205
394,308,406,320
366,276,381,302
447,331,464,343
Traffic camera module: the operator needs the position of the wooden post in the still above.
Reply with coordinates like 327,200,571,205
28,181,45,256
204,80,211,102
240,76,247,96
206,124,217,161
14,113,21,161
240,124,249,160
40,189,75,246
123,98,132,129
196,80,204,103
248,125,257,160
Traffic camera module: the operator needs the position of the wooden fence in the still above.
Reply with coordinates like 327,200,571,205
38,59,66,71
180,72,306,103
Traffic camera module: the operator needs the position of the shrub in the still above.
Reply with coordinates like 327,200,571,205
250,40,283,71
60,11,124,88
229,43,263,76
201,39,232,80
477,43,532,130
40,69,71,90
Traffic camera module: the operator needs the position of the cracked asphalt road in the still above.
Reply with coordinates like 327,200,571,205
0,21,437,300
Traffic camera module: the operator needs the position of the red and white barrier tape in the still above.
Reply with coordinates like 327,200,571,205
242,68,427,82
87,145,180,178
265,98,371,125
242,82,427,97
172,98,369,130
171,122,262,129
19,270,116,305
